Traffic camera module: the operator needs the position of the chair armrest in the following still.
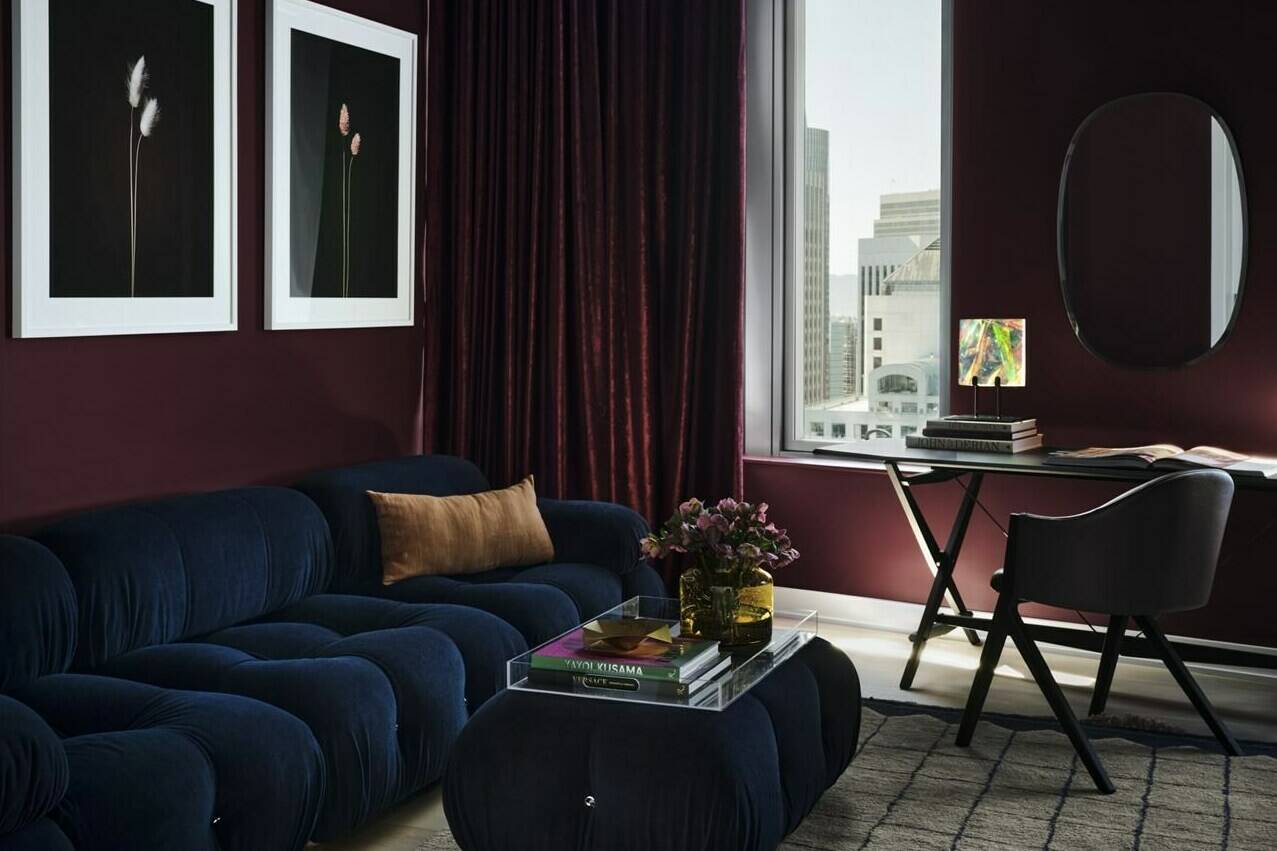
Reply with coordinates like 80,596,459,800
537,498,651,577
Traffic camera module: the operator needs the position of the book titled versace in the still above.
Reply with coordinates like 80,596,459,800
529,629,721,682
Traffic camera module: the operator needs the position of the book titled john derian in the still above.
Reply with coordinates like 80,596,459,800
530,627,723,683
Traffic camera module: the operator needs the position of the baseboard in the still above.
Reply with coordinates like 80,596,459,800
774,586,1277,682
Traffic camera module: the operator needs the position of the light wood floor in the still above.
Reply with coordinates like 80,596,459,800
320,620,1277,850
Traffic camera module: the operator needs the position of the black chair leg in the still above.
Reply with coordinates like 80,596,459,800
1089,614,1127,717
1007,613,1115,794
957,594,1012,747
1136,616,1244,756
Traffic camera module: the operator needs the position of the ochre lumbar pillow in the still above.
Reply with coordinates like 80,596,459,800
368,477,555,584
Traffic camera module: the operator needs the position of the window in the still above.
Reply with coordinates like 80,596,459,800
878,374,918,395
784,0,947,449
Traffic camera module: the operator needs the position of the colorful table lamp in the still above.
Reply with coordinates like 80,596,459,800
957,318,1026,417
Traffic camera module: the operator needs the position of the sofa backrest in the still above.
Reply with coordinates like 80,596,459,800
293,455,491,593
0,537,77,692
35,487,333,669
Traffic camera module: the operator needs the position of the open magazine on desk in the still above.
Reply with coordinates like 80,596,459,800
1045,444,1277,479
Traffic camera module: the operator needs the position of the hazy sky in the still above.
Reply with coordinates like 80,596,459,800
804,0,942,276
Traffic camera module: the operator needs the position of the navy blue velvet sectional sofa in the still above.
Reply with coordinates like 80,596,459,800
0,455,665,850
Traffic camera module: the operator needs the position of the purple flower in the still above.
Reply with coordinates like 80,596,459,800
643,495,800,570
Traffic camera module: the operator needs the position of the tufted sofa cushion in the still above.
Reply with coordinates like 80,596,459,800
0,539,76,692
443,637,861,851
0,696,68,839
0,535,323,851
33,487,515,840
0,818,74,851
12,675,324,851
36,489,332,669
295,455,668,644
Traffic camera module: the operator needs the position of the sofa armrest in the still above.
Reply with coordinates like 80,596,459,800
537,498,651,577
0,695,68,837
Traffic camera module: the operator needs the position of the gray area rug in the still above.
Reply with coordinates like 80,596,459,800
420,707,1277,850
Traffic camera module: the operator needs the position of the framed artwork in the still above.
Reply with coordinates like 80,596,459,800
266,0,417,330
12,0,236,338
958,318,1027,386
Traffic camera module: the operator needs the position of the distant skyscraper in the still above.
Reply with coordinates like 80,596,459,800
855,190,940,394
803,127,830,406
828,316,859,401
864,239,941,380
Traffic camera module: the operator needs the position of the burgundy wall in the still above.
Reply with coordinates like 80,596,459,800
750,0,1277,647
0,0,428,531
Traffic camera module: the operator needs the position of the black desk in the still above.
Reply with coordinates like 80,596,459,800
813,439,1277,684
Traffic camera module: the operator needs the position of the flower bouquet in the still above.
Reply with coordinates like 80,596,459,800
642,498,799,647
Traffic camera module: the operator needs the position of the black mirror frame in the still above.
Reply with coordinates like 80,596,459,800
1056,92,1249,370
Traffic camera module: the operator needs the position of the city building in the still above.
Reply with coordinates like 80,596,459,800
827,316,859,401
804,357,941,441
802,126,830,406
863,238,941,377
807,235,940,441
856,190,940,394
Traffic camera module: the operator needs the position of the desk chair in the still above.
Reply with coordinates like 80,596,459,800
955,469,1242,794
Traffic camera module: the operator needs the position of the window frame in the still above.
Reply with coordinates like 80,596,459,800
776,0,954,454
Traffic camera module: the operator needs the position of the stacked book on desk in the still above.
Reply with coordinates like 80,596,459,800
528,622,731,700
906,416,1043,454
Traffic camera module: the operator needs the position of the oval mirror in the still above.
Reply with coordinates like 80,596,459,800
1058,93,1246,367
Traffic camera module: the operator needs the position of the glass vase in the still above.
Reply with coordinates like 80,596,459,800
678,559,774,648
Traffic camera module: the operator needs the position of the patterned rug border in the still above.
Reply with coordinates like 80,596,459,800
864,696,1277,757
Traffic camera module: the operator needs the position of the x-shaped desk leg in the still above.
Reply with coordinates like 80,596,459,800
885,461,984,690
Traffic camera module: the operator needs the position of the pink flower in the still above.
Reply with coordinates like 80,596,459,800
350,132,362,156
338,104,350,136
717,498,738,513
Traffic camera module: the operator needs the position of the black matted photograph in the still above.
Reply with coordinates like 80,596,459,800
290,31,399,299
12,0,236,337
267,0,417,330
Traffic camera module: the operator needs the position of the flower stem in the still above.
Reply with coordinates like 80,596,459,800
129,107,135,296
133,135,144,296
341,149,347,297
345,156,355,297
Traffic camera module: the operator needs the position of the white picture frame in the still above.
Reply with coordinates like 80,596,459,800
266,0,417,330
12,0,237,338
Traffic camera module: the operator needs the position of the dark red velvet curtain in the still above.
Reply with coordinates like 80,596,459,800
423,0,746,553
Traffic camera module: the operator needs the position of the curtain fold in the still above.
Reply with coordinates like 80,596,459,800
423,0,746,579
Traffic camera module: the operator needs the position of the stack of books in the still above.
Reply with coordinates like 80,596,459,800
527,622,730,700
905,415,1043,454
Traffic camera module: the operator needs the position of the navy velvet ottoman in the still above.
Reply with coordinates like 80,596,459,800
443,637,860,851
